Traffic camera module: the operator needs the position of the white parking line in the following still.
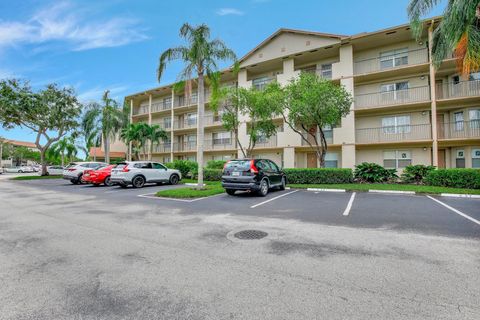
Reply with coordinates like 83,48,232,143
342,192,356,216
250,190,298,209
137,193,223,202
427,196,480,226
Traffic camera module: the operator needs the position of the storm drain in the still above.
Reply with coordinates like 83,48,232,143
233,230,268,240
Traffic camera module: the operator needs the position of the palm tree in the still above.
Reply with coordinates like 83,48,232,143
408,0,480,75
157,23,236,188
83,91,125,164
50,136,78,166
121,123,140,160
81,103,102,161
146,124,168,160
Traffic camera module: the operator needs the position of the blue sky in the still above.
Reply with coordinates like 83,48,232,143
0,0,446,145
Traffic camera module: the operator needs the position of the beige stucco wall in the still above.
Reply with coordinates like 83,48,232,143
355,75,429,95
356,147,432,170
353,40,426,62
355,111,431,129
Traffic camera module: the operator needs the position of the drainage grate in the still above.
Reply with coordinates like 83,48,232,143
233,230,268,240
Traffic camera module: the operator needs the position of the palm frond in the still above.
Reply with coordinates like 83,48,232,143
157,46,189,81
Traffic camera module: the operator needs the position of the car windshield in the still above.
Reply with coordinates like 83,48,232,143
225,160,251,170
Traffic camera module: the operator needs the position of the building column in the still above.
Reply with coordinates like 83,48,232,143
148,94,152,160
428,22,439,167
170,89,175,162
283,147,295,168
129,99,133,161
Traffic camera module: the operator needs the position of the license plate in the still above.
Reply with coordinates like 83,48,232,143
232,171,240,176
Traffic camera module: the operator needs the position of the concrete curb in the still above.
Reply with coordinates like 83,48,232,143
368,189,415,195
185,183,206,186
440,193,480,199
306,188,346,193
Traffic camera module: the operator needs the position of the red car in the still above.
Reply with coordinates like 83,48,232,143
82,164,116,186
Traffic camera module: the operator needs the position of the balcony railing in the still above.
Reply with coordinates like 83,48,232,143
174,119,197,130
174,91,210,108
253,136,277,148
300,130,334,145
174,141,197,152
355,86,430,110
204,139,234,151
436,79,480,100
152,100,172,112
438,120,480,140
356,124,432,144
153,143,172,153
299,67,332,80
354,48,428,75
252,78,275,90
133,106,148,115
204,114,223,126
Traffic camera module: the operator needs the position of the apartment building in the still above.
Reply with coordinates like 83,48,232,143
125,17,480,170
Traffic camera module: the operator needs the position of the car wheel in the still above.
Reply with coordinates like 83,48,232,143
279,177,286,190
45,172,50,176
257,179,269,197
169,174,179,185
132,176,145,188
18,170,23,173
226,189,236,196
71,179,78,185
104,176,113,187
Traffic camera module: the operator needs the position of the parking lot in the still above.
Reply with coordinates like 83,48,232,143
1,178,479,319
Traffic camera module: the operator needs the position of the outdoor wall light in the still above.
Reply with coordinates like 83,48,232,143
420,75,425,80
423,147,427,151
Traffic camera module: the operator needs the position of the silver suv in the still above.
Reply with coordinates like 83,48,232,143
110,161,181,188
63,162,107,184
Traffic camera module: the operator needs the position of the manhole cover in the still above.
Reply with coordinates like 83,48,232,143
233,230,268,240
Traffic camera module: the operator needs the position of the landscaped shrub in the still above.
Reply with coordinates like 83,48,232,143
354,162,397,183
204,168,222,181
283,168,353,184
206,160,227,169
400,164,436,184
425,169,480,189
164,160,198,178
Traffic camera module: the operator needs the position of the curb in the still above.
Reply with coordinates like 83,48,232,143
440,193,480,199
306,188,345,193
185,183,206,186
368,189,415,195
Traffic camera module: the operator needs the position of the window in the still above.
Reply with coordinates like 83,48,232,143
213,132,231,145
186,113,197,126
322,125,333,141
320,64,332,79
163,97,172,109
163,117,171,129
469,72,480,81
252,77,273,90
454,112,464,131
380,81,409,101
186,155,196,162
134,162,152,169
152,163,166,170
324,153,338,168
469,109,480,129
380,48,408,69
472,149,480,168
383,150,411,169
267,160,280,172
382,115,411,134
177,95,185,106
190,93,198,104
257,131,269,143
456,149,465,168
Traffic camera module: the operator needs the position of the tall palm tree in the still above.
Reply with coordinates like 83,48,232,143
157,23,236,188
146,124,168,160
83,91,125,164
50,136,78,166
121,123,141,161
408,0,480,75
81,103,102,161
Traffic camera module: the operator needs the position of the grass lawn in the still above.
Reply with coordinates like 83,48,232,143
156,183,224,199
10,175,62,181
289,183,480,195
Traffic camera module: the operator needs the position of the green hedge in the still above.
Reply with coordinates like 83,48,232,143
425,169,480,189
164,160,198,178
206,160,227,169
204,168,222,181
284,168,353,184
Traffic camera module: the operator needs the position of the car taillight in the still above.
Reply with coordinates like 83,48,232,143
223,161,230,170
250,160,258,174
122,167,130,172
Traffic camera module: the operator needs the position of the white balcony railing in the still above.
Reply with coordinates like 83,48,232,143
133,106,148,115
354,48,428,75
438,120,480,140
356,124,432,144
355,86,431,110
436,79,480,100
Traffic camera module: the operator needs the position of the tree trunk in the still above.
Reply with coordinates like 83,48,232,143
149,140,154,161
196,73,205,189
104,134,110,164
40,149,47,176
61,152,65,167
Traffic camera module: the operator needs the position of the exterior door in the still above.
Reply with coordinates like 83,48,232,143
438,149,446,169
307,153,317,168
436,114,445,139
435,80,443,99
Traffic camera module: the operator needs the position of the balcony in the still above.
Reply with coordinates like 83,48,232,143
204,114,223,126
438,120,480,140
356,124,432,144
174,141,197,152
132,106,148,116
355,86,430,110
174,119,197,130
354,48,428,75
174,91,210,108
300,130,334,146
253,136,277,148
436,79,480,100
153,143,172,153
204,139,235,151
252,77,275,90
152,100,171,112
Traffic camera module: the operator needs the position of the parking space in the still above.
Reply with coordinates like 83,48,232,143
10,178,480,239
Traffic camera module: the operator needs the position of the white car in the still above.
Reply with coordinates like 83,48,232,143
63,162,107,184
11,166,35,173
46,165,64,176
0,167,4,174
110,161,181,188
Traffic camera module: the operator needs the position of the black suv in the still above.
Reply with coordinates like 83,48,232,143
221,159,286,196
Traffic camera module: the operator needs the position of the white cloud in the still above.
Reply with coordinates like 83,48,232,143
216,8,245,16
0,1,148,52
78,85,128,103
